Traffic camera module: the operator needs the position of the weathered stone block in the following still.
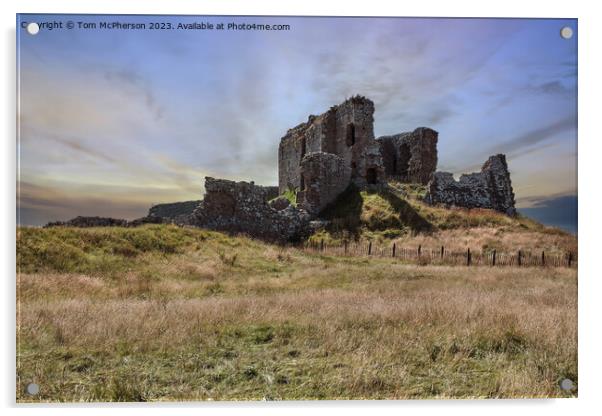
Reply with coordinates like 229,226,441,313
298,152,351,215
191,177,311,242
377,127,438,184
424,154,516,215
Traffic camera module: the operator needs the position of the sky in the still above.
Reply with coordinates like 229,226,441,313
17,15,577,230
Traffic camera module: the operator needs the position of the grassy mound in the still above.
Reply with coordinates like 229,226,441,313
312,183,567,246
16,225,279,278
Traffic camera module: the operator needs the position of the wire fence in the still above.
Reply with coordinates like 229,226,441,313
302,240,576,268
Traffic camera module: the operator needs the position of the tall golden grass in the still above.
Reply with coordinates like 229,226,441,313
17,226,577,401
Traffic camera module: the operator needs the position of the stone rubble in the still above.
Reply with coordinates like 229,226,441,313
424,154,516,215
190,177,311,242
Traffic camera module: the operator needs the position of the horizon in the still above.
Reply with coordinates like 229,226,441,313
17,15,577,230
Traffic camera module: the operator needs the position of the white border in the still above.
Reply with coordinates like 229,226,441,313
3,1,600,415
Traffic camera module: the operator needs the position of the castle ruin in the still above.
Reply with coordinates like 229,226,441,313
46,95,517,242
277,96,440,214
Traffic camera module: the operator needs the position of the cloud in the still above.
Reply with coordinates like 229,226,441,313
45,134,117,164
423,97,462,126
17,179,201,226
486,116,576,159
451,140,568,175
531,81,572,95
301,19,517,134
484,78,575,115
103,69,165,121
17,181,149,225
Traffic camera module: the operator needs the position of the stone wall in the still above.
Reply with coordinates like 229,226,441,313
148,200,201,219
262,186,279,202
278,96,384,194
297,152,352,215
191,177,311,242
424,154,516,215
377,127,438,184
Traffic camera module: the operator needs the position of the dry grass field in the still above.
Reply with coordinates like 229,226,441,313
17,225,577,401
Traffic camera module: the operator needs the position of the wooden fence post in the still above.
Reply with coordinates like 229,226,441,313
305,241,570,269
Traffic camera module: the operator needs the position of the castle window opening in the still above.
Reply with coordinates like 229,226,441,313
366,168,377,184
346,123,356,147
300,137,306,160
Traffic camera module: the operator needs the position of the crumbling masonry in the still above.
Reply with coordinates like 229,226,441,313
278,96,387,214
277,96,441,215
191,177,311,242
424,154,516,216
376,127,438,185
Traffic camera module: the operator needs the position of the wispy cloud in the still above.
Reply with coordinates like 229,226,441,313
487,116,576,159
17,179,203,226
104,69,165,121
45,134,118,164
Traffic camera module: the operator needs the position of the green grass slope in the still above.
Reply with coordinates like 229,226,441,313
312,183,576,255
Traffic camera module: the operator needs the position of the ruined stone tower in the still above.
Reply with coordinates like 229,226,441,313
278,96,385,214
376,127,438,185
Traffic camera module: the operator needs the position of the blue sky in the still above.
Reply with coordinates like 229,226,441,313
17,15,577,227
